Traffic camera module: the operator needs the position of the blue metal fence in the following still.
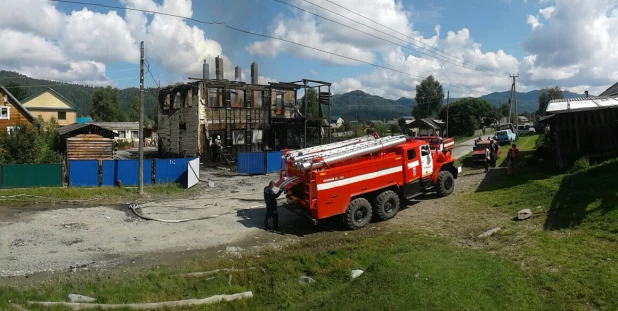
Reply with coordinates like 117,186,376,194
102,160,153,187
237,152,266,174
68,160,99,187
155,158,193,184
265,151,283,173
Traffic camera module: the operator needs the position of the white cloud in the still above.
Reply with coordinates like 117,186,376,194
0,0,231,86
527,15,542,29
61,8,139,63
250,0,519,98
0,0,64,38
520,0,618,92
539,6,555,19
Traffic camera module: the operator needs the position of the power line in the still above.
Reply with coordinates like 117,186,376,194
320,0,496,72
224,25,478,92
53,0,487,94
275,0,498,75
49,0,224,25
144,59,160,88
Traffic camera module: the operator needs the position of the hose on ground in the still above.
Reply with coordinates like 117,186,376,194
128,203,265,223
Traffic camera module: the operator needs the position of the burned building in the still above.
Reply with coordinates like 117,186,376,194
157,58,330,163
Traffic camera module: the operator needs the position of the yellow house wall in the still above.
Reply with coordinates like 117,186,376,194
29,110,77,126
23,92,73,109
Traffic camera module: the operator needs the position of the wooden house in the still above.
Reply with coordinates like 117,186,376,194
542,96,618,167
0,85,35,133
21,87,78,126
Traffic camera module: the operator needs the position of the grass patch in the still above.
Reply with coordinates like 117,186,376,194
0,230,543,311
0,183,199,205
463,143,618,311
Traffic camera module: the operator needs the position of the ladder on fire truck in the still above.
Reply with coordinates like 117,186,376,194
292,135,407,171
286,135,376,159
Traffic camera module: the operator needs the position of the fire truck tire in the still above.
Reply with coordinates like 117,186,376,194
437,171,455,197
373,190,400,221
343,198,373,230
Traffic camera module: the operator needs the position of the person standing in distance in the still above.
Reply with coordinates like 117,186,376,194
264,181,283,231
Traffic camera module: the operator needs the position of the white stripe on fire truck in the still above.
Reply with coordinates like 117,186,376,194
407,160,420,168
316,166,403,191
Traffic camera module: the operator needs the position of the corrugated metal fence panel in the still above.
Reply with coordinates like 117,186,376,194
237,152,265,174
155,158,193,185
265,151,283,173
1,164,62,188
68,160,99,187
101,160,115,187
102,160,153,186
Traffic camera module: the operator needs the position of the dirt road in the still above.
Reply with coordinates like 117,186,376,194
0,147,485,279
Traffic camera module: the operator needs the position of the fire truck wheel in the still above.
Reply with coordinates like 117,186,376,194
437,171,455,197
343,198,373,230
373,190,400,221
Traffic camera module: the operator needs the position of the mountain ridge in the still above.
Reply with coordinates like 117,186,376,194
0,70,587,122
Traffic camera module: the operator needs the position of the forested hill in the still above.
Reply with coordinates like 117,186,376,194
0,71,158,119
0,70,586,122
330,89,586,121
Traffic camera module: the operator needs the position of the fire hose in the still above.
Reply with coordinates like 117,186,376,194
127,203,263,223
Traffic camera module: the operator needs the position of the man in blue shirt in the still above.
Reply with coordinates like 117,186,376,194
264,181,283,230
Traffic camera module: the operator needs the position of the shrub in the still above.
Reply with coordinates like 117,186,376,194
570,157,590,173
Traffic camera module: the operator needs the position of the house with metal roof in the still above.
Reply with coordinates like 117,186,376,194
599,82,618,97
541,96,618,167
0,85,35,134
21,87,79,126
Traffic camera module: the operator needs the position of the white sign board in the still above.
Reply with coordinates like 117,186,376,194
187,158,200,189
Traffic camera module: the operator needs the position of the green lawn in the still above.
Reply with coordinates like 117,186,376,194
2,136,617,311
0,183,199,205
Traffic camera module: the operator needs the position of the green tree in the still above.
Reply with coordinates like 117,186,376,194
413,75,444,119
398,118,407,133
0,121,61,164
439,98,493,136
4,80,27,101
389,123,401,135
374,123,389,137
300,88,320,120
341,120,352,132
153,103,159,127
498,103,510,118
129,96,140,122
91,86,126,122
538,86,563,115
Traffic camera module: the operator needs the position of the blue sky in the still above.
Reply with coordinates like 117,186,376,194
2,0,618,98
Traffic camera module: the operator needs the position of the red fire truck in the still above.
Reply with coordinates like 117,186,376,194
276,135,461,230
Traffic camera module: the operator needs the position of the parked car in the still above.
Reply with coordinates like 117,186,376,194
495,129,516,145
517,124,536,136
472,140,500,164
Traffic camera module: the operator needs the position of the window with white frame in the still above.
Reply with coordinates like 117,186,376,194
119,130,126,139
131,131,138,139
0,107,9,120
6,126,15,135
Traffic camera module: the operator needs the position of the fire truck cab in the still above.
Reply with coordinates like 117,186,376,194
277,135,461,230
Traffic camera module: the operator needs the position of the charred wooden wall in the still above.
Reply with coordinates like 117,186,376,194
158,85,201,157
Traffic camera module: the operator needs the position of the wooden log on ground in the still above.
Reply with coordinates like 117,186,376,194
27,292,253,310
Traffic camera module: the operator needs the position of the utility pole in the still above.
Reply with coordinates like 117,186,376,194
445,91,450,137
508,82,514,124
138,41,144,195
511,74,519,128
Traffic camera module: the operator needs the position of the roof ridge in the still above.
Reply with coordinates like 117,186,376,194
0,85,35,121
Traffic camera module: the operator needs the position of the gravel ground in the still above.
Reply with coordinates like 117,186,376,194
0,137,483,279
